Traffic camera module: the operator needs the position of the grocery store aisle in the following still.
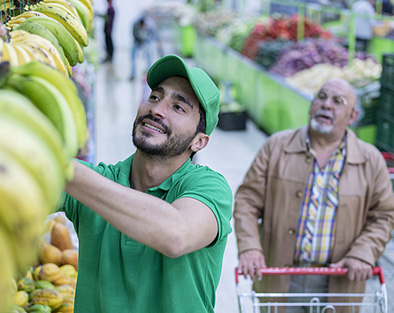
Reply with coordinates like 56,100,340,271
91,1,267,312
90,1,394,312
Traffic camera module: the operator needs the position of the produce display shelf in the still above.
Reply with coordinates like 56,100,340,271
193,32,381,145
193,33,313,135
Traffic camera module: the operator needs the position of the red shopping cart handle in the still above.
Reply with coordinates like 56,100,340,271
235,266,385,284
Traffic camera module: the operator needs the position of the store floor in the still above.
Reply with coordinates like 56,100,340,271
90,2,393,312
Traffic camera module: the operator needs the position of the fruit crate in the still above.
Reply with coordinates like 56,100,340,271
380,54,394,91
376,112,394,153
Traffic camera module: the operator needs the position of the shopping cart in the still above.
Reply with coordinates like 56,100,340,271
235,267,387,313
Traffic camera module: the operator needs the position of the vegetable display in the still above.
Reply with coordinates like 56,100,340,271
269,38,375,77
286,59,382,96
241,14,332,60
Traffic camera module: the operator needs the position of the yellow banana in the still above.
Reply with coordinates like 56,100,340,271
78,0,94,33
6,73,79,159
0,88,71,181
5,18,27,29
42,0,80,22
25,16,79,66
12,33,68,76
8,29,31,40
8,10,47,21
0,149,48,272
2,42,19,66
5,11,48,29
25,40,68,76
12,44,32,65
0,1,15,11
32,1,81,23
15,43,37,63
80,0,94,16
66,0,92,32
16,18,67,67
10,61,88,150
31,4,88,46
0,116,64,210
23,41,58,68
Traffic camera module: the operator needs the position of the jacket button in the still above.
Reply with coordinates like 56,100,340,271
296,190,303,198
306,157,312,164
288,229,295,235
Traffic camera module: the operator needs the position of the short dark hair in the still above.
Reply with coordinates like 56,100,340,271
190,104,206,160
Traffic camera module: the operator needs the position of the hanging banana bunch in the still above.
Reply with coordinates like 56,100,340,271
1,0,93,75
0,59,89,313
0,0,94,310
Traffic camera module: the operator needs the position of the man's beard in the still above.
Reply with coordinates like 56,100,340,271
310,119,334,134
132,114,196,160
310,109,334,134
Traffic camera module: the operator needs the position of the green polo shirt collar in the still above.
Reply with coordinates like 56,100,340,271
117,154,193,192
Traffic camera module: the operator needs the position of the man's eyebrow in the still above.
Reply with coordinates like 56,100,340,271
152,86,164,93
171,91,193,109
152,86,193,109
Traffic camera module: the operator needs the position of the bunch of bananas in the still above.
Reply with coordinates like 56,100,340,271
1,28,69,76
1,0,93,75
0,60,87,312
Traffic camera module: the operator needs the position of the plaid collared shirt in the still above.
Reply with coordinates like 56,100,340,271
294,134,346,264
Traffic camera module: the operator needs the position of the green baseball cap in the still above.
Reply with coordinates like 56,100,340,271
146,54,220,135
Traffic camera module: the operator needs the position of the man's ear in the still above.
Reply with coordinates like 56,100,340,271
348,108,359,126
190,133,209,153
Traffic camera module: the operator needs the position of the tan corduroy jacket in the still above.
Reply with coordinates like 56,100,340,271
234,126,394,312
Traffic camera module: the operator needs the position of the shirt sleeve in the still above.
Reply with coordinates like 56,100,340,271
175,168,233,245
57,159,110,232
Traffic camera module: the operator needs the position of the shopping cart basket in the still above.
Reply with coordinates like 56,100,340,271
382,152,394,182
235,267,387,313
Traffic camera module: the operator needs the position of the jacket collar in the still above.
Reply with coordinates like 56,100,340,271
283,126,367,164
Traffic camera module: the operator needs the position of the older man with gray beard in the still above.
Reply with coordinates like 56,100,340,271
233,78,394,313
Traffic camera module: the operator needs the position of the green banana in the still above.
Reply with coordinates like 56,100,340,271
10,61,88,150
16,19,66,65
66,0,92,32
32,2,80,22
6,74,79,160
78,0,94,32
73,35,84,63
0,89,71,179
0,116,65,210
0,149,48,272
24,16,79,66
31,4,88,46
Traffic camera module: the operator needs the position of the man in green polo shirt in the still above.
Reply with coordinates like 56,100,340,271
60,54,233,313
